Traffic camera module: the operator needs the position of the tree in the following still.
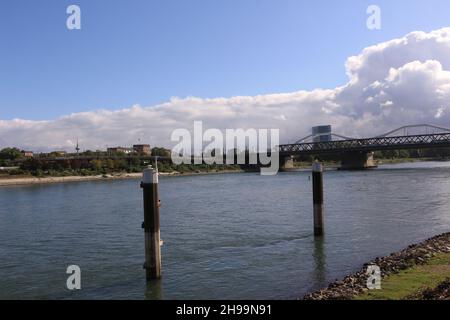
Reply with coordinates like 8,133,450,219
398,150,410,159
152,147,171,157
0,148,22,160
90,159,103,171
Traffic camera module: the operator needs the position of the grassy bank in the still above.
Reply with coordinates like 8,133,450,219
355,252,450,300
303,232,450,300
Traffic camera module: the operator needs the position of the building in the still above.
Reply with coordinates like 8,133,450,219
52,151,67,157
133,144,151,155
312,125,332,143
107,147,134,154
21,151,34,158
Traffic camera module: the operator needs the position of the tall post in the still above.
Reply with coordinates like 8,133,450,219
141,166,161,280
312,161,324,236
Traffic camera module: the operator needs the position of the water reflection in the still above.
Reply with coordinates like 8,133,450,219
145,279,164,300
1,161,450,299
312,237,326,284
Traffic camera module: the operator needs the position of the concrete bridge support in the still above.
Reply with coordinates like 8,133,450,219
339,152,377,170
280,156,295,171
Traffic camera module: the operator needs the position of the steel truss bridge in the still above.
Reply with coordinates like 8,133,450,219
279,124,450,156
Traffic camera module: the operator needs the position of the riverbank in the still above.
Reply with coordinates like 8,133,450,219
303,232,450,300
377,158,430,165
292,157,425,169
0,169,245,187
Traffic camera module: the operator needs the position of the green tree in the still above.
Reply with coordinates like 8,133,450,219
152,147,171,157
398,150,410,158
0,148,22,160
90,159,103,171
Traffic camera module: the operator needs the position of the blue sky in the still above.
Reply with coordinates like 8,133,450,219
1,0,450,120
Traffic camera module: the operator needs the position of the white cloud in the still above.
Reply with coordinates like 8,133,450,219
2,28,450,152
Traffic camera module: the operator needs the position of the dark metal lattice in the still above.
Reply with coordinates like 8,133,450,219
279,133,450,156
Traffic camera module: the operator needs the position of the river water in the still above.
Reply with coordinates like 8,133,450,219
1,161,450,299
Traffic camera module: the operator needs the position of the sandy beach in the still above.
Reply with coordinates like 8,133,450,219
0,173,142,187
0,170,245,187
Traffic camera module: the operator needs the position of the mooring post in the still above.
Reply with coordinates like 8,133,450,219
312,161,324,236
141,165,161,280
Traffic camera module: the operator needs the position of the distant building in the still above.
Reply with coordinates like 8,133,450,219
133,144,151,155
52,151,67,157
107,147,134,154
21,151,34,158
312,125,332,143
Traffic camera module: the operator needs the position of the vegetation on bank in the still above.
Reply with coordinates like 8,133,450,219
0,147,23,167
0,147,246,177
303,233,450,300
292,148,450,168
2,146,450,178
355,252,450,300
7,158,241,178
296,148,450,163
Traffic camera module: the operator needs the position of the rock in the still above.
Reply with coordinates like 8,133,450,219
301,232,450,300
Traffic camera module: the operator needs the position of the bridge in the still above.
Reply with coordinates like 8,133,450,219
279,124,450,170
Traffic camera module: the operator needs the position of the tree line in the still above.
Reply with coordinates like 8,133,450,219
2,146,450,176
0,147,240,177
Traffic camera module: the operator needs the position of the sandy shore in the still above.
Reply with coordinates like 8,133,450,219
0,170,244,187
0,173,142,187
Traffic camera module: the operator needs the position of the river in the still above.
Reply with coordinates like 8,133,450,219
1,161,450,299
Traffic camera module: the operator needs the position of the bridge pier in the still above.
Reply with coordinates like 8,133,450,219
339,152,377,170
280,155,295,171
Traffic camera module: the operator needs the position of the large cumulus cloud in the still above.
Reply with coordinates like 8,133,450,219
2,28,450,151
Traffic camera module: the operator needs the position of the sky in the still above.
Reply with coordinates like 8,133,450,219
1,0,450,151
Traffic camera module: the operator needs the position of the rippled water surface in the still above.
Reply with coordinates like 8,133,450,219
1,161,450,299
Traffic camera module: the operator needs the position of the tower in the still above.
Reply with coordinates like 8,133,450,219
76,138,80,154
312,126,332,143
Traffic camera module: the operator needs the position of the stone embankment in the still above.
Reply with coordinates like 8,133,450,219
303,232,450,300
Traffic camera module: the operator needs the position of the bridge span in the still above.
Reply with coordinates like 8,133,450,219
279,124,450,170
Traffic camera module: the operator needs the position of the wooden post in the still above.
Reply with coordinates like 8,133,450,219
141,166,161,280
312,161,324,236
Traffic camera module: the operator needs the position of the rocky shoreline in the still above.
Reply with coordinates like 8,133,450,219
303,232,450,300
409,278,450,300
